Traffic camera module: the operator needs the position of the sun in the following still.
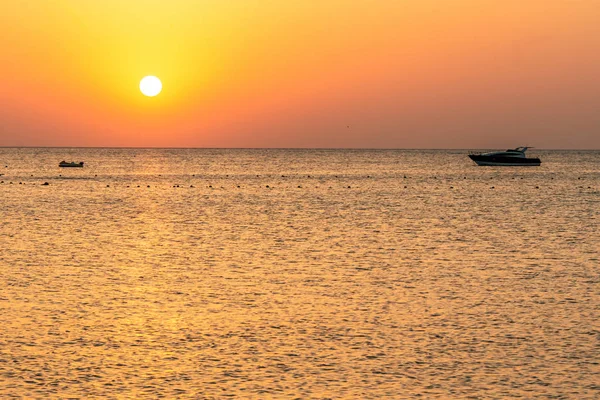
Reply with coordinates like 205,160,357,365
140,76,162,97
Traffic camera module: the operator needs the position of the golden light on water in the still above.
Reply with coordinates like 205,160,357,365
140,76,162,97
0,148,599,397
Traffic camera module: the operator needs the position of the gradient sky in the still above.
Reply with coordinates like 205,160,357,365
1,0,599,148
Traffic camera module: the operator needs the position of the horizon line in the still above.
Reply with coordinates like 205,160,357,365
0,146,599,151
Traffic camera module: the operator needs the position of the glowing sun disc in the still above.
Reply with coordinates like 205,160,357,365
140,76,162,97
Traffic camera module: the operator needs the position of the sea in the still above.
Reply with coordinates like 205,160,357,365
0,148,598,399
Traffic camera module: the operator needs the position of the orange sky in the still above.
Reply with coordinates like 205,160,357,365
1,0,599,148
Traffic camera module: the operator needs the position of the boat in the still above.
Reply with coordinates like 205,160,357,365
59,161,84,168
468,147,541,166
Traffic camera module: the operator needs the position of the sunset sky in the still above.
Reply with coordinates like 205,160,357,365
1,0,599,148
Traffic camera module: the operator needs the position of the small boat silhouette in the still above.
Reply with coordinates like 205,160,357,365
59,161,84,168
468,147,541,166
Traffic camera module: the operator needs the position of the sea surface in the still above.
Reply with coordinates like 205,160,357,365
0,148,598,399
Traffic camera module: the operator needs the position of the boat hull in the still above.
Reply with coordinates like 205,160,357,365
469,155,541,166
59,163,84,168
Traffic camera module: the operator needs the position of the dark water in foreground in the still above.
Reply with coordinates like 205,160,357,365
0,148,599,398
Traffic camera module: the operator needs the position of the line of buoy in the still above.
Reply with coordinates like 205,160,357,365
1,181,596,191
